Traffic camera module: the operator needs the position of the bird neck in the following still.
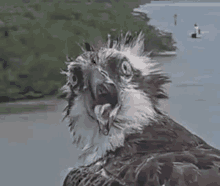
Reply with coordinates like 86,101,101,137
106,113,202,160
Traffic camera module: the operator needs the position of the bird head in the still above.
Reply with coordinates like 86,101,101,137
61,32,170,165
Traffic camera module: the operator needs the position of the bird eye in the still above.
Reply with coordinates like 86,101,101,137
121,61,132,76
69,74,78,87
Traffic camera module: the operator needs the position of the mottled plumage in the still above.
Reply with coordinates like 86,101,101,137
62,32,220,186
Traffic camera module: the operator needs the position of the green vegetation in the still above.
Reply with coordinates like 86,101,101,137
0,0,176,103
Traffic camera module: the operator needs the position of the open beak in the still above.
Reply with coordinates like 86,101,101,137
89,68,119,135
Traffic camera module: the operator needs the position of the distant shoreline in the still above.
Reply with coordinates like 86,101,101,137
0,96,63,115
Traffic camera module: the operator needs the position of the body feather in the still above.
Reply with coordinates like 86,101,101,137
64,115,220,186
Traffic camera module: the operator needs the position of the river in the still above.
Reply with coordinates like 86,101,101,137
137,1,220,150
0,98,80,186
1,2,220,186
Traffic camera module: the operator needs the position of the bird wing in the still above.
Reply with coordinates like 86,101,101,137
63,164,126,186
63,116,220,186
63,149,220,186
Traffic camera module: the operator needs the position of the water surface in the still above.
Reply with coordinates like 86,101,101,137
137,2,220,149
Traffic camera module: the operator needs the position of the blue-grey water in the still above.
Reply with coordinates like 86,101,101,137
1,2,220,186
136,1,220,149
0,99,80,186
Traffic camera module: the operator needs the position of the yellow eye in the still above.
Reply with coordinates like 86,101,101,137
121,61,132,76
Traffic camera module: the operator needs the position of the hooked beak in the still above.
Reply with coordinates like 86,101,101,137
89,68,119,135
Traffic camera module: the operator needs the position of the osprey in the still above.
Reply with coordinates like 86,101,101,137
62,32,220,186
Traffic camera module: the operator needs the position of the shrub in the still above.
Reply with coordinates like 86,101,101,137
0,0,176,102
